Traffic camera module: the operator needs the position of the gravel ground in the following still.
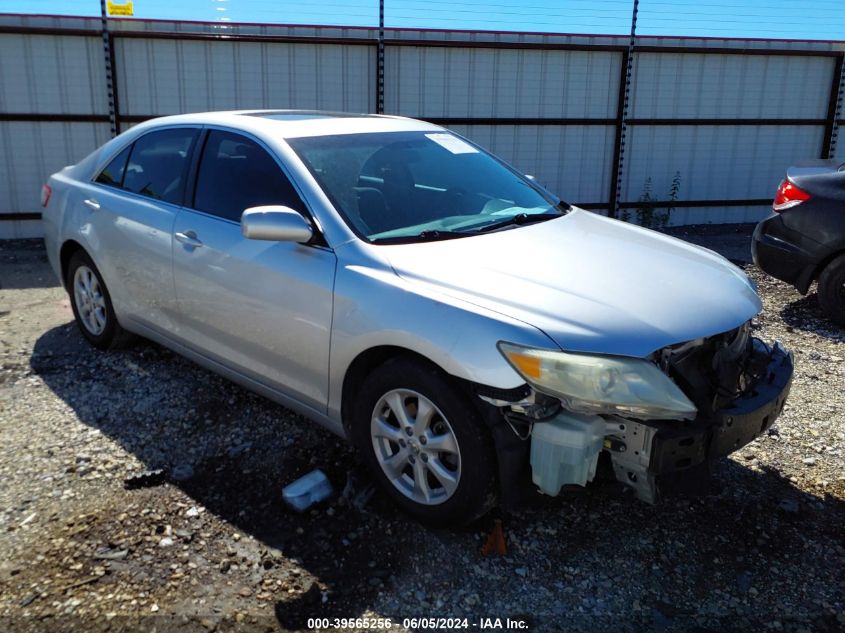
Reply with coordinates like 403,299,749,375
0,233,843,633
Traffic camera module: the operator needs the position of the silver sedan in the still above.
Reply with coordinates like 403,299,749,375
41,111,792,525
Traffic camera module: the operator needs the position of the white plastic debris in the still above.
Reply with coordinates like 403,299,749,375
283,469,333,512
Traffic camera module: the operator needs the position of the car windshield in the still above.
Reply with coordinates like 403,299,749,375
288,131,567,243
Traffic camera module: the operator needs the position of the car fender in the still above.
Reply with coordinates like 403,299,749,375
327,243,560,423
51,176,131,323
813,238,845,276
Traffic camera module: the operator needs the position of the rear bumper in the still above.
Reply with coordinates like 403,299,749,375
752,215,818,293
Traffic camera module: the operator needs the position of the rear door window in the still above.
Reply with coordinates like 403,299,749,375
122,128,198,205
95,145,132,188
192,130,306,222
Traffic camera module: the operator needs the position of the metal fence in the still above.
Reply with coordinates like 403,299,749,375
1,12,843,238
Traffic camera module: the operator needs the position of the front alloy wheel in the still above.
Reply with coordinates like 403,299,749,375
371,389,461,505
352,357,497,526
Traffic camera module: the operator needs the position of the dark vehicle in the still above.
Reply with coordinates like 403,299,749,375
752,160,845,326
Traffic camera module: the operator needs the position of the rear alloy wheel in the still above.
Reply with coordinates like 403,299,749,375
817,254,845,328
73,264,107,337
352,357,497,526
67,250,134,349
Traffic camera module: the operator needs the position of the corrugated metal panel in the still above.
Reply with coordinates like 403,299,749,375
384,28,628,48
0,13,379,39
0,121,111,214
662,205,770,227
385,47,621,118
0,16,841,232
0,219,43,240
448,124,615,203
3,14,841,54
631,37,840,54
622,124,824,222
631,53,834,119
116,38,376,115
0,34,107,114
383,27,842,54
0,14,103,30
110,19,380,40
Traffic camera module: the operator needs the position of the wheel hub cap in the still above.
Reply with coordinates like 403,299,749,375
73,265,107,336
370,389,461,506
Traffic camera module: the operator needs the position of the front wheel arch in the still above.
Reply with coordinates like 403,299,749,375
341,347,534,509
348,355,499,525
341,346,464,436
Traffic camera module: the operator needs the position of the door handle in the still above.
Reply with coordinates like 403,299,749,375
175,230,203,249
83,198,100,211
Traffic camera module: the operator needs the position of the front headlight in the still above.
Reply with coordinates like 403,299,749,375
498,342,697,420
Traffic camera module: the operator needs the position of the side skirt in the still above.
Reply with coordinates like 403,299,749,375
124,319,347,439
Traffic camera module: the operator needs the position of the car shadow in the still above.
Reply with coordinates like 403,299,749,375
30,323,479,629
0,239,61,290
780,293,844,340
30,323,845,631
500,446,845,631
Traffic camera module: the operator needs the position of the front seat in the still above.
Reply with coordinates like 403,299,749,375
361,151,417,231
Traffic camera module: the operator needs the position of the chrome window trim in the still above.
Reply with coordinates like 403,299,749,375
186,124,331,249
90,123,204,186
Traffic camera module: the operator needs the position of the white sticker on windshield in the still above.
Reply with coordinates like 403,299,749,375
425,133,479,154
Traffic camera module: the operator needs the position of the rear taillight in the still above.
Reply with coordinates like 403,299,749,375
40,184,52,208
773,179,810,212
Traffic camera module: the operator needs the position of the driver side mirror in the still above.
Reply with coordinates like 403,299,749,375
241,206,313,243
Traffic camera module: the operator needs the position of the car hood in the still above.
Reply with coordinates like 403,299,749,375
382,209,761,357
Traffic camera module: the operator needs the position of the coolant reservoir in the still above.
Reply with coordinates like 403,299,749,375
530,412,606,495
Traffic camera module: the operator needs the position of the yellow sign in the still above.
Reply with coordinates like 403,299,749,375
107,1,134,16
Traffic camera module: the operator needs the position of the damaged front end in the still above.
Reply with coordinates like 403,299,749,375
485,324,793,505
615,324,793,503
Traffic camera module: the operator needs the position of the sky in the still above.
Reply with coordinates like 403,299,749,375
0,0,843,40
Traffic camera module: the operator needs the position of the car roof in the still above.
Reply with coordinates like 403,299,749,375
135,109,444,139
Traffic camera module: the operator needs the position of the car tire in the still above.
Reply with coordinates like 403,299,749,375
350,357,497,526
67,250,134,350
817,254,845,328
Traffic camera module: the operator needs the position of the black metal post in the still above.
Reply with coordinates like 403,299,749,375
610,0,638,219
377,0,385,114
822,53,844,159
608,49,629,219
99,0,119,136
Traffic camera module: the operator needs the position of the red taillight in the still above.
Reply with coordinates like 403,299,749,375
773,180,810,212
40,184,52,208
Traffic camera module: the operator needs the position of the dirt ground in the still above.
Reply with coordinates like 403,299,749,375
0,232,843,633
